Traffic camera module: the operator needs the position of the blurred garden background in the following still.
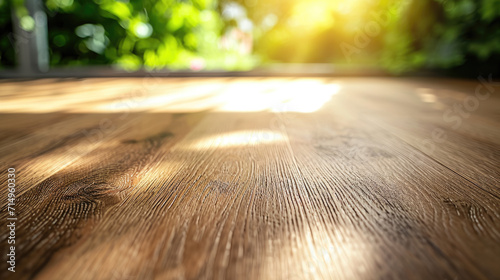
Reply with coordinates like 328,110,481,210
1,0,499,76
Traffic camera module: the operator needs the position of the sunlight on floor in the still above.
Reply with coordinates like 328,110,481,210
219,80,341,113
416,88,437,103
187,130,287,150
259,225,377,279
0,78,341,114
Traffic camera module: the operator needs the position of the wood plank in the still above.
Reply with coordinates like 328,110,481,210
282,97,500,279
0,111,204,279
0,77,498,279
337,78,500,196
0,77,231,201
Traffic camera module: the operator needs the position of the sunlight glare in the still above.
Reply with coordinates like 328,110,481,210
0,79,341,114
270,81,341,113
219,80,341,113
189,130,287,150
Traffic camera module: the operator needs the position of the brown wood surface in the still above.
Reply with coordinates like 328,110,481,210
0,77,499,280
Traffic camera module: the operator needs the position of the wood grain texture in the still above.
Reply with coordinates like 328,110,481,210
0,77,499,280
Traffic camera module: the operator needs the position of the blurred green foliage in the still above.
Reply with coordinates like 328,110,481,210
248,0,500,75
45,0,257,70
381,0,500,74
1,0,499,75
1,0,257,70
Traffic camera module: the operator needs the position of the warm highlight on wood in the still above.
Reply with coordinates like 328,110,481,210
0,77,499,280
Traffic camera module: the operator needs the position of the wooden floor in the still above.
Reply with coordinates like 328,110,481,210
0,77,499,280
